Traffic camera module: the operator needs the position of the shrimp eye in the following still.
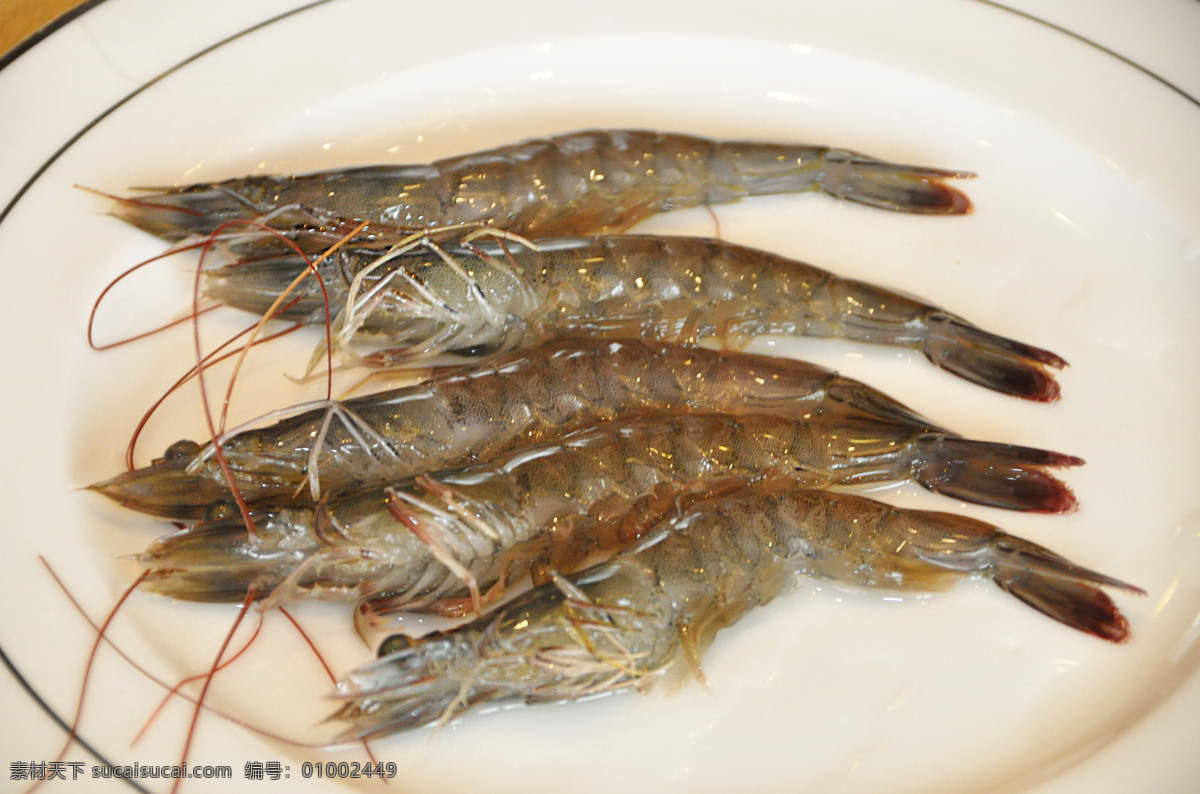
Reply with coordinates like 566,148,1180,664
161,439,202,462
378,634,413,658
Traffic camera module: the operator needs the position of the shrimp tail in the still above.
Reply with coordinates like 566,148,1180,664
820,150,974,214
923,313,1066,401
987,536,1146,642
823,377,946,431
912,435,1082,513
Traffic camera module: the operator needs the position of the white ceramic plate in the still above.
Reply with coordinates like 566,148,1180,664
2,1,1198,792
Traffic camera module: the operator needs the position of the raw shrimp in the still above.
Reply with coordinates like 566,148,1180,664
90,337,949,520
108,129,973,241
329,480,1142,740
207,232,1066,400
134,412,1082,630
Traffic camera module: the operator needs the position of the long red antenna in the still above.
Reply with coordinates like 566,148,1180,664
170,588,257,794
30,570,149,794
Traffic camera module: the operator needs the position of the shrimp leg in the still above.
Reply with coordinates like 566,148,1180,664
107,130,973,241
328,481,1140,740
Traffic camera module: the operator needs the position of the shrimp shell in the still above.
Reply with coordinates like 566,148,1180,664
90,337,944,519
135,411,1082,619
329,481,1141,740
207,232,1066,400
109,130,972,241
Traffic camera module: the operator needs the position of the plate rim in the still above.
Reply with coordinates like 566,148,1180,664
2,1,1198,791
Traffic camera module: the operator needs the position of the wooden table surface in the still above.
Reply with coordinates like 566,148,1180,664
1,0,89,59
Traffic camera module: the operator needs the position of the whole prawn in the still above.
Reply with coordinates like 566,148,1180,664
108,130,972,241
91,337,951,519
207,231,1066,400
134,412,1082,636
329,480,1141,740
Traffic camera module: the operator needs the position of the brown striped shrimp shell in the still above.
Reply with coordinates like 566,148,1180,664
133,410,1083,640
204,231,1066,400
107,129,973,241
329,480,1142,740
90,337,950,520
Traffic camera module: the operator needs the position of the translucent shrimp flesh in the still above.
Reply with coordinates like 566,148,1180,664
89,337,952,520
328,480,1142,740
133,412,1083,631
205,231,1067,400
107,130,973,242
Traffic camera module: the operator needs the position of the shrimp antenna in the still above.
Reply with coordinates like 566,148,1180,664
171,587,257,794
30,567,149,794
131,614,265,746
138,602,379,769
80,182,258,351
39,557,335,750
84,213,311,474
214,218,366,431
123,315,305,471
87,238,223,351
185,218,354,540
279,608,380,767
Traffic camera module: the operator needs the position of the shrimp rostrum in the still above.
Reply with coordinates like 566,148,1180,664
206,231,1067,400
107,129,973,242
329,481,1142,740
90,337,951,520
134,411,1083,637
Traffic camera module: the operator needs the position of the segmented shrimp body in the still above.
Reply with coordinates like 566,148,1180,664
136,412,1081,627
91,338,945,519
109,130,972,241
208,232,1065,399
329,481,1141,740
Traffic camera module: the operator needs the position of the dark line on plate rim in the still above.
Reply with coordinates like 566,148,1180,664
0,0,1194,785
972,0,1199,108
0,0,336,232
0,644,152,793
0,0,336,786
0,0,109,72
